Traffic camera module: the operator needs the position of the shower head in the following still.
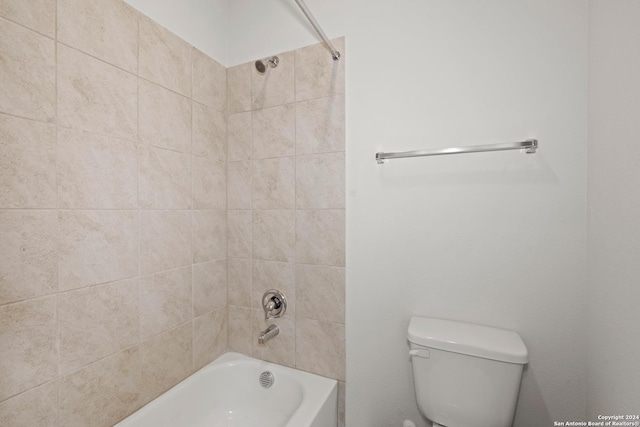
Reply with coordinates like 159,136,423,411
255,56,279,74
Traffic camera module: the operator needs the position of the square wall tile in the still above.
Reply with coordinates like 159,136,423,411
139,15,191,97
140,323,193,402
0,380,58,427
227,112,252,161
295,318,345,381
193,259,227,317
140,267,192,339
140,210,191,275
58,278,139,374
252,157,295,210
58,210,138,291
296,153,345,209
0,211,57,305
253,210,295,262
252,309,295,368
228,62,252,114
0,0,56,37
228,161,252,210
0,296,57,401
296,95,345,155
228,258,252,308
296,210,345,267
0,114,56,208
252,261,295,314
57,0,138,73
252,104,295,159
58,43,137,140
193,308,227,370
228,306,252,355
139,79,191,153
192,210,227,263
59,347,142,427
0,19,55,121
193,48,226,112
297,265,345,323
295,37,345,102
193,102,226,159
252,50,294,110
193,158,226,210
138,145,191,210
228,210,252,259
58,128,138,209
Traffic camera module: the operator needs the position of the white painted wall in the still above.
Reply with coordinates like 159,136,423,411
123,0,228,64
587,0,640,416
345,1,588,425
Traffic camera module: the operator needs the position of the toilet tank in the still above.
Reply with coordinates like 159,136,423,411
408,317,528,427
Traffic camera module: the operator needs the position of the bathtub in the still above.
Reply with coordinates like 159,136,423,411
115,352,338,427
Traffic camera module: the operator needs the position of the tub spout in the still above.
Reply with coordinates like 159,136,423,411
259,324,279,344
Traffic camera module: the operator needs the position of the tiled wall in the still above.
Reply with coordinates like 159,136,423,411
0,1,227,425
225,40,346,425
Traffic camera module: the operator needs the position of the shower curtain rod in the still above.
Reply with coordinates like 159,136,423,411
294,0,341,61
375,139,539,164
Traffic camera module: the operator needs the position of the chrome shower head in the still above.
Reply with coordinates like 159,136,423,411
255,56,279,74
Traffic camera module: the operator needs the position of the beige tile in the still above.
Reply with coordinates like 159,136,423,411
0,211,56,305
192,210,227,263
58,278,139,374
193,157,226,210
228,258,251,308
193,259,227,317
296,210,345,266
58,210,138,291
58,43,137,139
59,347,142,427
139,79,191,153
296,153,345,209
228,210,252,258
58,128,138,209
296,95,345,155
0,0,55,37
139,15,191,96
297,265,345,323
296,38,345,102
252,261,295,315
193,102,226,159
296,318,345,380
228,161,251,210
140,267,192,339
193,308,227,370
253,210,295,262
0,19,55,121
338,381,346,427
140,210,191,275
252,104,295,159
252,309,295,368
228,306,252,355
0,296,57,401
227,62,252,114
252,50,294,109
0,380,57,427
140,323,193,401
227,112,252,161
57,0,138,73
253,157,295,210
193,48,226,112
0,114,55,208
138,145,191,209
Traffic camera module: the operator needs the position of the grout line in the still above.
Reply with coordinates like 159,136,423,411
0,14,54,40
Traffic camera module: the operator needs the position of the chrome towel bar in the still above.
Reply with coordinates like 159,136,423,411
375,139,538,164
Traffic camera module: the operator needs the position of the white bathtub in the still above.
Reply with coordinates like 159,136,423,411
115,352,338,427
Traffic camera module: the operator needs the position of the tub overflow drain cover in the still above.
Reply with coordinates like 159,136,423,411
259,371,275,389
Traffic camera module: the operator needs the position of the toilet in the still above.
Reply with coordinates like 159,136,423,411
407,317,528,427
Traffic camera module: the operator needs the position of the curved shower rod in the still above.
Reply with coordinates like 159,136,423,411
294,0,341,61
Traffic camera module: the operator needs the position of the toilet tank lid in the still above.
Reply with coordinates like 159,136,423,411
408,317,528,364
